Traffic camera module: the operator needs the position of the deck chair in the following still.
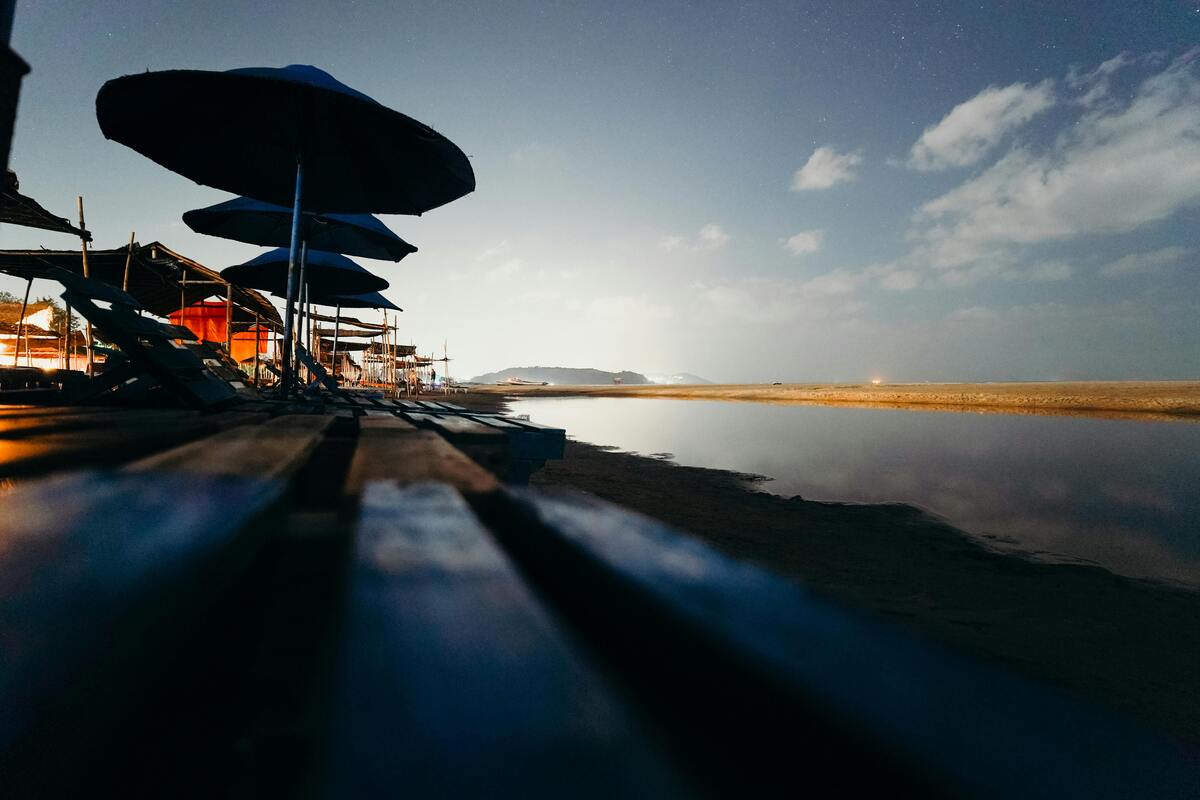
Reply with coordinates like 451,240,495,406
295,343,353,400
50,268,239,409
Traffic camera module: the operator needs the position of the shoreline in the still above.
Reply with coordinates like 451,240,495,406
453,390,1200,742
470,380,1200,421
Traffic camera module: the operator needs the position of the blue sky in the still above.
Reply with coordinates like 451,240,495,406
2,2,1198,381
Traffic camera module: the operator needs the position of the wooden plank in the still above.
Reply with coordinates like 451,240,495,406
127,413,333,480
345,416,497,496
317,482,688,797
488,489,1200,799
469,414,566,460
0,410,265,478
0,468,287,792
0,409,196,440
401,411,508,442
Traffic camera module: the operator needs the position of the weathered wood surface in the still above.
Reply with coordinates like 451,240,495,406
345,416,497,496
128,413,333,480
484,488,1200,799
319,482,688,798
0,470,285,791
0,408,265,478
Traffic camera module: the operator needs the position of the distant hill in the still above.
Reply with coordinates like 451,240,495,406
646,372,713,385
469,366,651,385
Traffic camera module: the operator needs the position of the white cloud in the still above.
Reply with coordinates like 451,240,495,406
658,235,685,252
791,146,862,190
908,80,1054,170
1020,260,1074,283
879,268,921,291
1067,52,1133,108
948,306,999,321
660,223,730,252
912,49,1200,264
1100,246,1191,277
697,223,730,250
783,229,824,256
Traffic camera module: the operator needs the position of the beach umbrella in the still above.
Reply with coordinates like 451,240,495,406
308,290,401,312
223,248,387,296
303,290,401,380
183,196,418,262
96,63,474,394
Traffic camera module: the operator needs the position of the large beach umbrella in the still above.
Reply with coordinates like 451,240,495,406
96,63,474,393
223,248,388,296
183,196,418,262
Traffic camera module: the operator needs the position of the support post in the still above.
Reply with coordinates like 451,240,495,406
278,158,303,397
121,231,135,292
12,275,29,367
253,313,261,386
77,197,94,375
225,281,233,353
332,303,341,383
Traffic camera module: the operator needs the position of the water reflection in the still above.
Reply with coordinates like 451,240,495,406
510,397,1200,588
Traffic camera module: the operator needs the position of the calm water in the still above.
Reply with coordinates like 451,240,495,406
509,397,1200,588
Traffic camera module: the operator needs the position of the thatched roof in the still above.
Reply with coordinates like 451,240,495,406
0,171,91,241
0,240,280,326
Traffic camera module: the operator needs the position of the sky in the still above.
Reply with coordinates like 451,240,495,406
2,1,1198,382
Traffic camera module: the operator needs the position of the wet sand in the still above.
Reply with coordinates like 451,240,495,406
473,380,1200,421
455,390,1200,742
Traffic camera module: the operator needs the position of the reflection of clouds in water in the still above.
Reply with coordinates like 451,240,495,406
1103,483,1176,514
511,397,1200,587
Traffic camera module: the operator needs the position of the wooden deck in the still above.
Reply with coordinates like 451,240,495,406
0,402,1195,797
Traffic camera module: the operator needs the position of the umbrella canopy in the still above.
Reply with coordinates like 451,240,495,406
96,65,475,214
307,289,401,311
224,248,387,296
183,196,417,262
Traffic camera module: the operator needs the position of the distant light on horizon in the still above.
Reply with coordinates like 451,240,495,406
871,378,884,385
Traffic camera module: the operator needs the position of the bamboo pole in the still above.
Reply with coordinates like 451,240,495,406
12,276,29,367
76,197,93,375
225,281,233,353
253,313,261,386
121,231,135,291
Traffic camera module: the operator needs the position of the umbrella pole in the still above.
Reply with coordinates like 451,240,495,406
278,158,304,398
298,241,309,383
332,303,341,383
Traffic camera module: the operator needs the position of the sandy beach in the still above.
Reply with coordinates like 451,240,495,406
456,390,1200,743
473,380,1200,421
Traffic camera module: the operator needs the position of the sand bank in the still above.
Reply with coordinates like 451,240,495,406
472,380,1200,420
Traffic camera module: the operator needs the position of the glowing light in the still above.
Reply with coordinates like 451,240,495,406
871,378,884,385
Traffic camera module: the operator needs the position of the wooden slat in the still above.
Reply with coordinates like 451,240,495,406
487,489,1200,799
127,413,333,480
0,410,265,478
0,409,196,439
0,468,288,791
318,482,688,797
469,414,566,460
345,416,497,496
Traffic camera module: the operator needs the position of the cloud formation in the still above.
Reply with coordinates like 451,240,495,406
783,229,824,255
660,223,730,252
791,146,862,190
1100,246,1190,278
908,80,1054,170
912,49,1200,275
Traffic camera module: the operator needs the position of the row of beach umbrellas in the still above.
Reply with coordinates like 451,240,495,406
96,63,474,395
